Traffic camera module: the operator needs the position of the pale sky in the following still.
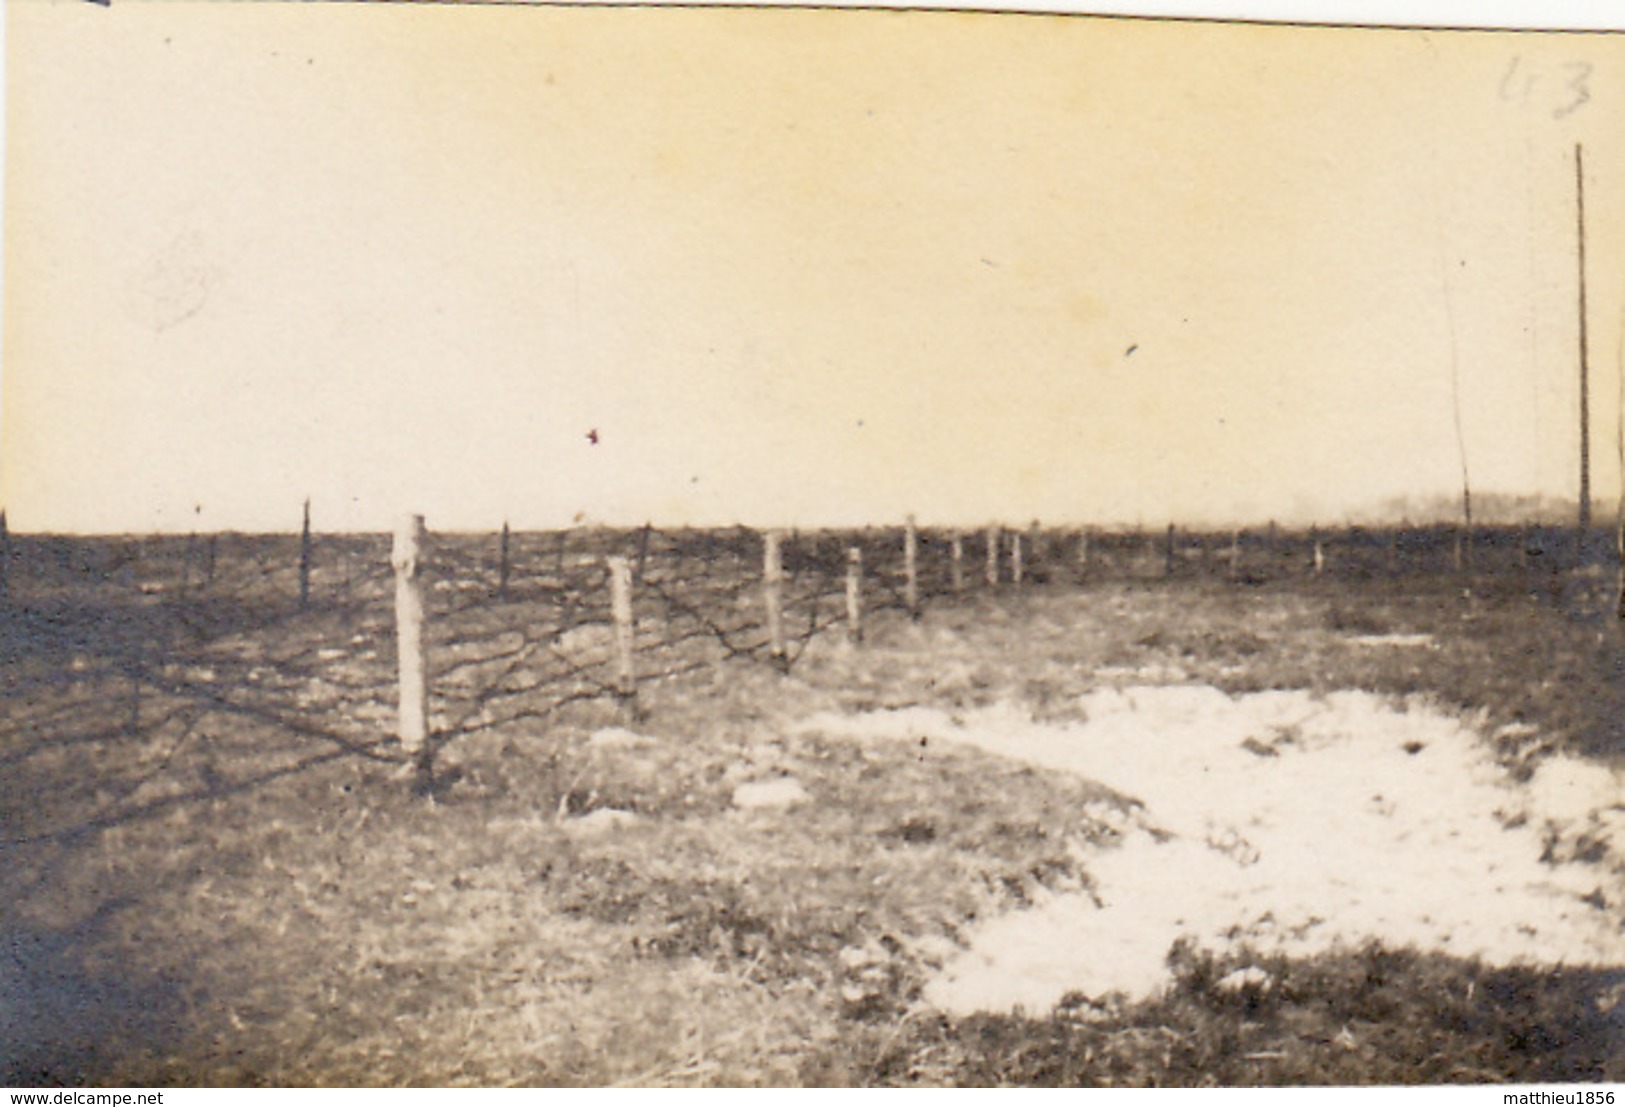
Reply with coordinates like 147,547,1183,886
4,2,1624,532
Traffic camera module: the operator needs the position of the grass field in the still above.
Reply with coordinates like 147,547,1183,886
1,530,1622,1086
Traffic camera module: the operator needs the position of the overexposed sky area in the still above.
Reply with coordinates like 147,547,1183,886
4,2,1624,532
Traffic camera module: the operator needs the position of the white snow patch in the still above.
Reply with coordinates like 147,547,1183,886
588,726,658,750
800,687,1625,1016
1346,633,1436,648
566,808,640,836
732,778,811,810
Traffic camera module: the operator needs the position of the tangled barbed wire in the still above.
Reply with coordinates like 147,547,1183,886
0,518,1585,848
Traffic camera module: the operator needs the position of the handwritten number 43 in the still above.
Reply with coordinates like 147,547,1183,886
1500,56,1592,119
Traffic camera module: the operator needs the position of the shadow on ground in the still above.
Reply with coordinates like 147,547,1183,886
2,901,187,1087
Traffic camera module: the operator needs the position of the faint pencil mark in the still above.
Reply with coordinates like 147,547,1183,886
1498,55,1535,103
126,231,214,333
1554,61,1592,118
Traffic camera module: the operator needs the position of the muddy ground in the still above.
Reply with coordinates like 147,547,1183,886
2,533,1622,1085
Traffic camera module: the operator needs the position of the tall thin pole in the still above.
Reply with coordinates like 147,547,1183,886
1577,143,1592,564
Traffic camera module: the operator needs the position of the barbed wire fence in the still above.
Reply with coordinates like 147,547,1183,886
0,507,1612,849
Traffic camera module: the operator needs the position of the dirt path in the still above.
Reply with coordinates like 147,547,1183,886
800,685,1625,1015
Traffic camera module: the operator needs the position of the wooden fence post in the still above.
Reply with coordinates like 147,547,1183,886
127,660,141,739
1029,520,1045,564
1616,515,1625,619
636,522,653,582
904,516,919,617
299,498,313,607
0,509,10,605
1229,529,1242,581
986,525,999,586
499,521,511,601
206,533,218,585
764,530,787,670
949,530,964,595
1011,532,1024,585
845,546,863,644
1164,524,1177,577
1077,528,1090,575
608,555,637,710
392,514,430,755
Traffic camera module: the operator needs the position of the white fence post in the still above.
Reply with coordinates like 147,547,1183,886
499,521,511,600
392,514,430,755
845,546,863,645
635,522,653,582
2,509,12,604
608,555,637,710
904,515,919,618
764,530,787,669
1011,532,1024,585
300,497,313,607
986,525,999,586
949,530,964,595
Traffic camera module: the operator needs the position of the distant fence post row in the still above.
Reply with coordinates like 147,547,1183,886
8,502,1620,763
379,515,1053,750
3,508,1615,624
382,515,1451,750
